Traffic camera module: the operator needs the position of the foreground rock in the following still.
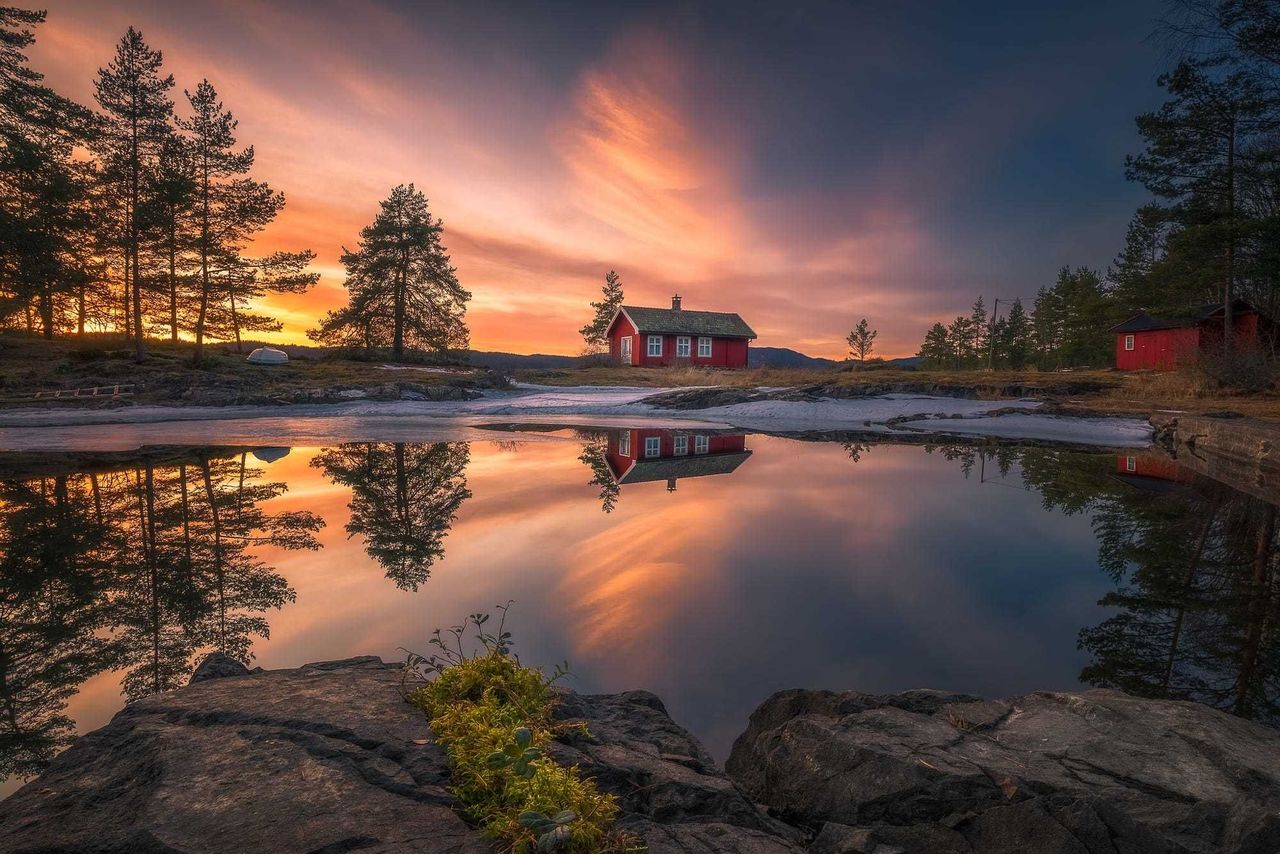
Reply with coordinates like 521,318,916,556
0,656,797,854
726,687,1280,854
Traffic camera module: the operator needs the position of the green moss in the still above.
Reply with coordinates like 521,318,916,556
407,617,641,853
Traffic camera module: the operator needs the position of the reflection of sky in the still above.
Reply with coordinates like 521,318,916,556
32,435,1108,790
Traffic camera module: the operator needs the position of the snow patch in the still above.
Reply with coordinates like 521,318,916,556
0,385,1153,451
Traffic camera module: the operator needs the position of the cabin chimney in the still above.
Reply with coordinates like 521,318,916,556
671,294,682,311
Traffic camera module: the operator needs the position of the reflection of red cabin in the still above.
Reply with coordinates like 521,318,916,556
1109,300,1268,370
606,296,756,368
606,429,751,490
1114,454,1192,493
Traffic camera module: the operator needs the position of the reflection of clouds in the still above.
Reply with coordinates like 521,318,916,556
48,436,1108,773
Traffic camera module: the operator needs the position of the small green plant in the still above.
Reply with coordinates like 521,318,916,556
403,604,641,853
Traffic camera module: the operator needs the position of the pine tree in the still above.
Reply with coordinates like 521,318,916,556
310,184,469,359
0,8,98,338
1108,204,1171,316
947,315,972,368
1002,299,1033,368
1126,59,1278,348
137,133,195,341
579,269,623,354
94,27,174,361
918,322,952,369
846,317,877,364
969,296,988,365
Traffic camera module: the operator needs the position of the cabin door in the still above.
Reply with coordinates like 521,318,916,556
620,336,632,364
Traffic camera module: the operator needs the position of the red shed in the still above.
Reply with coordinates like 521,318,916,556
1109,300,1267,371
607,296,757,368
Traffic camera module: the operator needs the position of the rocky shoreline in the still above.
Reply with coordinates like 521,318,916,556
2,656,1279,853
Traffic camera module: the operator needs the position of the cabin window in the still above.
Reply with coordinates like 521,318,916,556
647,335,663,357
620,336,632,362
618,431,630,457
1124,334,1135,351
694,435,709,454
674,435,689,455
677,336,691,357
645,436,661,458
698,337,712,357
1125,456,1136,472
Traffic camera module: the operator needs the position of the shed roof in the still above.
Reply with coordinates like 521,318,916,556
1109,299,1258,334
616,450,753,484
616,306,757,339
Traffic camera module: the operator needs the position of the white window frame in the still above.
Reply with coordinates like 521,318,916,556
676,336,691,357
647,335,663,357
644,436,661,458
694,435,709,454
1125,456,1136,472
618,431,630,457
674,435,689,456
698,336,712,358
1124,334,1135,351
620,336,632,362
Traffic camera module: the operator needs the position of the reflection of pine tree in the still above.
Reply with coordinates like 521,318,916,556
1010,449,1280,723
0,451,320,782
313,443,470,590
922,445,1280,723
0,475,122,780
575,432,619,513
110,455,320,701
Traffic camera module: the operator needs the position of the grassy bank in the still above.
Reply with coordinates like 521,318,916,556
517,364,1280,421
4,335,1277,421
0,335,499,409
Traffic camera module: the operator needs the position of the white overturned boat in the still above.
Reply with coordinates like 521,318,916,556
246,347,289,365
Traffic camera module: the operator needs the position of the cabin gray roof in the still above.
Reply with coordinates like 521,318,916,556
618,306,757,339
1109,300,1258,333
617,450,753,484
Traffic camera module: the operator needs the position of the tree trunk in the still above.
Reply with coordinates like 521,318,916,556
228,270,242,354
168,218,178,342
1234,503,1276,718
130,112,145,363
38,289,53,339
393,260,406,359
201,460,228,648
193,156,210,365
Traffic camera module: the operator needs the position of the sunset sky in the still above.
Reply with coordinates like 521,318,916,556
30,0,1165,358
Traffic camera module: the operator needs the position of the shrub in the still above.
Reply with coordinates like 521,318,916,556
404,606,640,853
1199,346,1279,393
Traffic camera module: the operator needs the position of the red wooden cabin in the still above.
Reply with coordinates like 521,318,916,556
606,296,756,368
605,428,751,490
1109,300,1267,371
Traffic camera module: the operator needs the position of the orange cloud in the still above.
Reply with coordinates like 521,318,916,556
28,3,985,359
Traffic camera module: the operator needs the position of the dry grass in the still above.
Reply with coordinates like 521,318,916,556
1091,367,1280,420
0,334,489,408
518,363,1280,421
6,335,1279,421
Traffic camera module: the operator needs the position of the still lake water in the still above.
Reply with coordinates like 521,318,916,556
2,426,1277,797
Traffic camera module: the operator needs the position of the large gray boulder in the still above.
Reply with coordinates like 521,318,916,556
725,687,1280,854
0,656,796,854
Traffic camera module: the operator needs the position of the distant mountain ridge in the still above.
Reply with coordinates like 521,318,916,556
470,346,843,370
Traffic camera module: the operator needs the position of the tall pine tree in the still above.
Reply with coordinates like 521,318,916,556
94,27,174,361
311,184,469,359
